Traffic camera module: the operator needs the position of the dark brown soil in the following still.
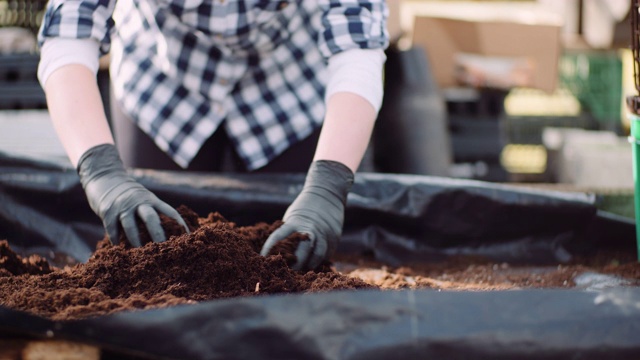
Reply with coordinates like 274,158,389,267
333,251,640,290
0,206,370,320
1,205,639,321
0,241,51,277
268,232,309,267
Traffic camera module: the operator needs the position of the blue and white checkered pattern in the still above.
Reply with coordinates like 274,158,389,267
38,0,389,170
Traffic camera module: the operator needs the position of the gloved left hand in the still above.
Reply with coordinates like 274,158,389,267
77,143,189,247
260,160,354,271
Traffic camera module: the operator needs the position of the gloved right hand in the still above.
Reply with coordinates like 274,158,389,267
77,143,189,247
260,160,354,271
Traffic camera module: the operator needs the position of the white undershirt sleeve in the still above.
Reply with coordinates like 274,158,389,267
325,48,386,113
39,39,386,113
38,38,101,88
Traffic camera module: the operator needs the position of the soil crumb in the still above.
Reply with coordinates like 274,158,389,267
0,240,51,277
0,206,371,320
268,232,309,267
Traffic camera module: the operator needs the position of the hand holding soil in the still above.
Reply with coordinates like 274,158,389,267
77,144,189,247
260,160,354,271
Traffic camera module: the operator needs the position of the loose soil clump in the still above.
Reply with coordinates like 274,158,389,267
0,241,51,277
0,206,370,320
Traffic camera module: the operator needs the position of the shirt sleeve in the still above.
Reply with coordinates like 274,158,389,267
37,0,117,55
37,38,101,88
317,0,389,58
325,48,386,112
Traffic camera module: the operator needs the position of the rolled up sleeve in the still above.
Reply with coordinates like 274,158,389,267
318,0,389,58
37,0,117,55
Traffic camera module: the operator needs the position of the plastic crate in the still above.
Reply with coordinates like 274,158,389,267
449,118,505,162
0,53,39,83
559,51,623,126
0,53,45,109
0,0,48,35
444,87,508,119
0,82,46,109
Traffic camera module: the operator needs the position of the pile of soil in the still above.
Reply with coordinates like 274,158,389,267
1,206,639,321
0,206,370,320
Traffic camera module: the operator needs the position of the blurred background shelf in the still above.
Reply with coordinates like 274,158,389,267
0,0,635,202
0,109,69,166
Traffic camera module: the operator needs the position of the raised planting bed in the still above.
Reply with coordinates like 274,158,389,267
0,152,639,359
2,204,638,320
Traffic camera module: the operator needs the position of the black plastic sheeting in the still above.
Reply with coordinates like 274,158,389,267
2,288,640,360
1,151,639,358
0,152,635,265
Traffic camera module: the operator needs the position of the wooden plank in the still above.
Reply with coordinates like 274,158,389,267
0,339,100,360
23,340,100,360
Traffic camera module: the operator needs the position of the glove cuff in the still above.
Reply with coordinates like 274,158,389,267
306,160,354,205
77,144,127,186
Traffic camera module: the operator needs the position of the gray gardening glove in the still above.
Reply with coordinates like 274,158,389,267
260,160,354,271
77,144,189,247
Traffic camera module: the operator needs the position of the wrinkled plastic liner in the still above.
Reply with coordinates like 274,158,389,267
0,152,638,358
2,289,640,359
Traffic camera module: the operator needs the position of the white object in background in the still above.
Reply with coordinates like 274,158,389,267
0,27,37,54
583,0,629,49
538,0,629,49
537,0,580,35
0,110,70,167
543,128,633,188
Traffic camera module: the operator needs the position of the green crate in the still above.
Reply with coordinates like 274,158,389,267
596,191,635,220
503,114,598,145
559,51,623,125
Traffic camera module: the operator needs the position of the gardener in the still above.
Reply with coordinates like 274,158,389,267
37,1,389,271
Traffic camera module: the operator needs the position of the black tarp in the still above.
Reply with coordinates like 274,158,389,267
1,151,639,359
2,288,640,360
0,151,634,264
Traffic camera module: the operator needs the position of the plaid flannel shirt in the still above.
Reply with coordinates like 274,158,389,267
38,0,389,170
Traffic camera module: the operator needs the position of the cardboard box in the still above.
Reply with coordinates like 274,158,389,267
412,13,562,92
